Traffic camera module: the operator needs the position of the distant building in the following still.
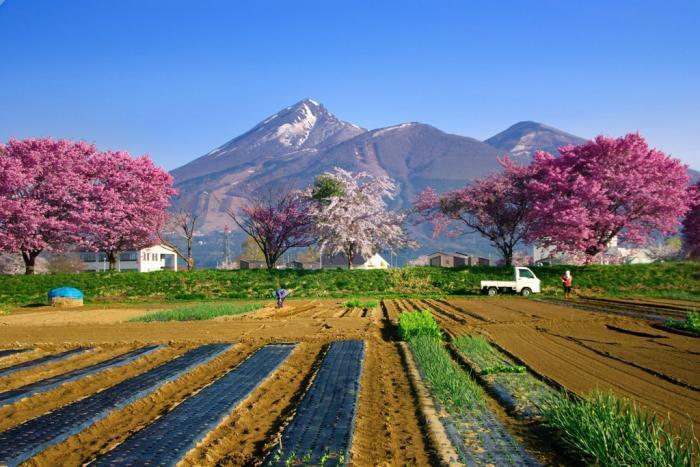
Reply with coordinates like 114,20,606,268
321,252,390,269
239,259,267,269
427,252,491,267
286,260,321,270
533,237,654,265
80,244,178,272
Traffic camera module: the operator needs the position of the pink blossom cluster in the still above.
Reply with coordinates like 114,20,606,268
682,182,700,258
415,133,694,264
0,138,176,273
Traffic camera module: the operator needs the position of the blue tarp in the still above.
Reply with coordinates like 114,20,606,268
48,287,83,300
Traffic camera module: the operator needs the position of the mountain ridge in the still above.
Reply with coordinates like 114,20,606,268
169,99,697,260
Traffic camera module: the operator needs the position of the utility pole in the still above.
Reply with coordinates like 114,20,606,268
222,225,232,268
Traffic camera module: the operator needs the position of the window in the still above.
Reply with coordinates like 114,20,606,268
120,251,138,261
519,269,534,279
81,252,96,262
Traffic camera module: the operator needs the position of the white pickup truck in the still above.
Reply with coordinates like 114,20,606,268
480,267,541,297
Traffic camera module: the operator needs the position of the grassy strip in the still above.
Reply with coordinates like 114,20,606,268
665,311,700,335
453,336,526,374
398,310,443,340
344,299,378,309
130,302,263,322
408,335,482,413
541,390,699,466
1,262,699,306
481,363,526,375
399,310,480,412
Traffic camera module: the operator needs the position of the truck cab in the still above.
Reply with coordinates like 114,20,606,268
480,267,541,297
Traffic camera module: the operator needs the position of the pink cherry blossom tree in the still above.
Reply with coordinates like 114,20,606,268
526,133,691,261
225,189,314,269
83,151,176,271
414,158,537,266
682,182,700,259
0,138,97,274
308,168,415,269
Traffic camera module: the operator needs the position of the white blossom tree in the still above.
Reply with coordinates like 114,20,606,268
306,168,415,268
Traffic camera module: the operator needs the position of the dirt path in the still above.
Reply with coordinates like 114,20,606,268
351,339,433,466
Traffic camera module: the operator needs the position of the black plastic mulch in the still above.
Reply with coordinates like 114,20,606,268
92,344,296,466
0,347,92,378
0,348,30,359
0,345,163,407
266,340,365,467
0,343,230,467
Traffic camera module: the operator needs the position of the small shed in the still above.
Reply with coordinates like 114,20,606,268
239,259,266,269
428,252,469,268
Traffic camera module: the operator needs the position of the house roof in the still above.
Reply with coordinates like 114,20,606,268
428,251,469,258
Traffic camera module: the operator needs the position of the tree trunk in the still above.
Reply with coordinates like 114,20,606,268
21,250,41,275
500,245,513,267
186,237,194,271
107,250,118,271
345,246,355,270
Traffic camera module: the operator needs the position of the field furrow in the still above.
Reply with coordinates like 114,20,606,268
484,324,700,430
0,347,91,378
92,344,295,466
0,349,29,359
0,344,230,466
0,345,161,407
351,339,433,466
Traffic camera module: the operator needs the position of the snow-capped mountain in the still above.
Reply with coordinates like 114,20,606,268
170,99,699,264
170,100,506,238
171,99,365,184
484,121,587,160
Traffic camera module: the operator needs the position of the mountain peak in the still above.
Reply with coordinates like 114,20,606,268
170,99,366,184
484,121,587,159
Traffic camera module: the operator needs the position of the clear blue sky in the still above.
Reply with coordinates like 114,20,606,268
1,0,698,170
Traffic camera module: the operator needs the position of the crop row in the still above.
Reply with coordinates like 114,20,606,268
399,309,700,466
0,341,366,466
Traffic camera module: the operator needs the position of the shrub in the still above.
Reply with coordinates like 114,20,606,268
398,310,443,340
345,298,378,309
665,311,700,334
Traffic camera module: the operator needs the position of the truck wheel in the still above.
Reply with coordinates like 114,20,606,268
487,287,498,297
521,287,532,297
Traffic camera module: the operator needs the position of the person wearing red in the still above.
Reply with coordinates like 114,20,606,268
561,270,573,298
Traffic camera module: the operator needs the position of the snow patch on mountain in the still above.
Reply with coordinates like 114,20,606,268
373,123,415,137
268,102,318,147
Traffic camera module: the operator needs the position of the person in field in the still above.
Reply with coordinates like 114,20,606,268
274,287,289,308
561,270,573,298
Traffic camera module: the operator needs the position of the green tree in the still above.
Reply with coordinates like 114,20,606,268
238,236,265,261
311,174,345,204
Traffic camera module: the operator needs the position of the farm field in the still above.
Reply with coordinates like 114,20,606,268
0,297,697,465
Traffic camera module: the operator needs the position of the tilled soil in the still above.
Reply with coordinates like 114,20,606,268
1,300,436,466
467,299,700,432
0,344,133,391
351,339,433,466
2,297,697,464
0,345,187,432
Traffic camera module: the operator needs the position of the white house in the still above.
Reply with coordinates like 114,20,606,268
80,244,178,272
